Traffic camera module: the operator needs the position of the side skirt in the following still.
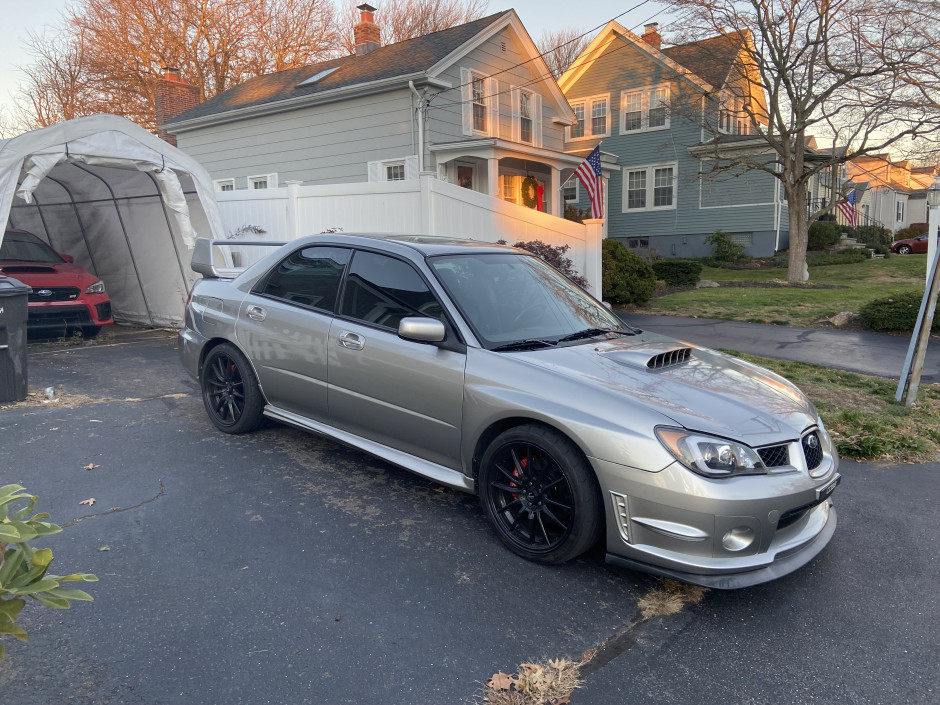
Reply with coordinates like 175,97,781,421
263,405,476,493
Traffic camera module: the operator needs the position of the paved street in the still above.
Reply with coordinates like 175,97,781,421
0,330,937,704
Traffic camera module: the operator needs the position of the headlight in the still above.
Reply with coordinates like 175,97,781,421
656,427,767,478
85,280,106,294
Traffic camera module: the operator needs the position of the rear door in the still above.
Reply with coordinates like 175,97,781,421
235,245,350,422
327,249,466,470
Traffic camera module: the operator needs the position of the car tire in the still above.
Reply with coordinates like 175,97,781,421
200,343,265,434
479,424,602,565
897,245,912,255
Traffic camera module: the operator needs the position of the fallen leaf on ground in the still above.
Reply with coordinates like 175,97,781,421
487,672,515,691
79,498,96,506
98,546,110,551
82,463,100,471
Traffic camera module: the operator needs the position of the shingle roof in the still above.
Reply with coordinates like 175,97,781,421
166,11,508,125
661,31,747,90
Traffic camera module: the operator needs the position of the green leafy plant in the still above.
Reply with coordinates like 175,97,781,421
856,224,892,249
602,239,656,304
0,484,97,659
895,223,928,239
704,230,746,263
807,220,842,250
859,292,939,332
652,260,703,286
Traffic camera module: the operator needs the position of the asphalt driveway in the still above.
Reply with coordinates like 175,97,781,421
1,331,938,704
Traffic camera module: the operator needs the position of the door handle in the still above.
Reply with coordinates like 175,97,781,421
246,305,266,321
338,331,365,350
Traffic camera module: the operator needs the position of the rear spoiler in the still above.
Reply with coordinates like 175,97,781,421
191,237,288,279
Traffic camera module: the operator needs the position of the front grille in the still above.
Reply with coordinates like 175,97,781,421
646,347,691,369
758,444,790,468
27,305,93,330
802,431,823,470
27,286,80,303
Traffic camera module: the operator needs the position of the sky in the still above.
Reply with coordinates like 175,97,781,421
0,1,673,119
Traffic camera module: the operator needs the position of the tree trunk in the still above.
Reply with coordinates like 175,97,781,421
786,190,810,282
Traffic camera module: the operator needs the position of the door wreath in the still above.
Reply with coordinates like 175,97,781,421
521,176,540,209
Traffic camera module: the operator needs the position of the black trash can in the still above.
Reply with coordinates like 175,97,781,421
0,276,31,403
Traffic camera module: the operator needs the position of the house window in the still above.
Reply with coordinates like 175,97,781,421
627,237,650,249
520,91,533,143
719,92,749,135
568,94,610,141
501,174,519,204
385,162,405,181
368,156,418,182
571,103,585,139
620,85,670,133
472,74,486,133
563,177,579,203
214,179,235,192
624,163,677,211
248,174,278,189
896,200,904,222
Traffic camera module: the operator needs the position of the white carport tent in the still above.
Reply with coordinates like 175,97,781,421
0,115,225,327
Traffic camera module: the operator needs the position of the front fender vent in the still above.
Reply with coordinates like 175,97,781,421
646,347,692,369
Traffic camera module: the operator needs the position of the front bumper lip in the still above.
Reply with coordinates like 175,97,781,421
606,503,838,589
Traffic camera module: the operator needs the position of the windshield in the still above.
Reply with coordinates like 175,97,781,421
430,253,628,348
0,231,66,264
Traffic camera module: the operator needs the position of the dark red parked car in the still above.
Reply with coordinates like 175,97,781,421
0,228,113,337
890,232,930,255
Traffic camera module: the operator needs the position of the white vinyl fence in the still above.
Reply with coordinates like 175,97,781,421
215,175,603,292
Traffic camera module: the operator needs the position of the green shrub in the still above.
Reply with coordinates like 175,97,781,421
602,239,656,304
896,223,928,239
807,220,841,250
652,259,703,286
563,204,587,224
859,292,939,332
704,230,746,263
856,224,892,248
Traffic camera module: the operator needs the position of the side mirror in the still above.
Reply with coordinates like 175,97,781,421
399,317,446,343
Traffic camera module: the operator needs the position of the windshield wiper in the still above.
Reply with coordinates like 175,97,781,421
490,338,558,352
557,327,636,343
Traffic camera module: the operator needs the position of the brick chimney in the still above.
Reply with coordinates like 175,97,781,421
154,67,201,146
354,4,381,56
641,23,662,51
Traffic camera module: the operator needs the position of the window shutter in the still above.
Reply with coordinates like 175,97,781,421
367,160,382,182
533,93,543,147
510,86,520,143
405,155,419,180
460,68,473,136
486,77,500,138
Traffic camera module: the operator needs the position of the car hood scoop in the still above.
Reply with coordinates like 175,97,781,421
1,265,57,274
602,343,693,370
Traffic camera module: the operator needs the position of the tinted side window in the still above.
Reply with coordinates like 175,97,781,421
340,251,444,330
257,246,350,312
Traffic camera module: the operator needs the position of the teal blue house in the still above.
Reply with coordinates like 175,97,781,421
559,21,787,258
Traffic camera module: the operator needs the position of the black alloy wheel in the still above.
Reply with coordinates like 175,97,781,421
201,343,264,434
480,424,601,564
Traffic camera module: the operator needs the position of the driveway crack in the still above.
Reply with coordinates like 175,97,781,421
63,481,166,526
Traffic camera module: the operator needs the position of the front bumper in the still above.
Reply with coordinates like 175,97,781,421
592,453,840,588
26,298,113,331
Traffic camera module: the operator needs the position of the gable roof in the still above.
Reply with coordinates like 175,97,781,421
661,31,748,91
165,11,509,129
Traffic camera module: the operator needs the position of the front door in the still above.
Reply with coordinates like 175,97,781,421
327,250,465,470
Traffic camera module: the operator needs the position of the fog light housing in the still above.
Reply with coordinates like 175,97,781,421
722,526,755,552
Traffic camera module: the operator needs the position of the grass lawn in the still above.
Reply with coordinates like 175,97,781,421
640,253,932,327
727,352,940,463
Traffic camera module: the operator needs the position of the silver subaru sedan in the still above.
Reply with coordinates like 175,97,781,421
179,234,839,589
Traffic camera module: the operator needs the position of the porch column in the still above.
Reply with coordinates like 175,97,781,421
551,167,561,217
488,158,499,198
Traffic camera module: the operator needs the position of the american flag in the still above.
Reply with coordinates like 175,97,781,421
836,189,858,229
574,145,605,219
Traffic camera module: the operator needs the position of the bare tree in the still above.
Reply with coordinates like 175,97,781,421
536,28,591,79
18,0,337,131
668,0,940,282
337,0,489,54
